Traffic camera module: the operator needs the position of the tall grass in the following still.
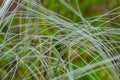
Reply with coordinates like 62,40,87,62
0,0,120,80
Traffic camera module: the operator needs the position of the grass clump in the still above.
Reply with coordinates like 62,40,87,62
0,0,120,80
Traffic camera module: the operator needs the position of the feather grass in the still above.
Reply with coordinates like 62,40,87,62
0,0,120,80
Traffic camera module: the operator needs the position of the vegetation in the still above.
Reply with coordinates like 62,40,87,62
0,0,120,80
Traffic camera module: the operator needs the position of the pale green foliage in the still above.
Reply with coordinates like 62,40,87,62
0,0,120,80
